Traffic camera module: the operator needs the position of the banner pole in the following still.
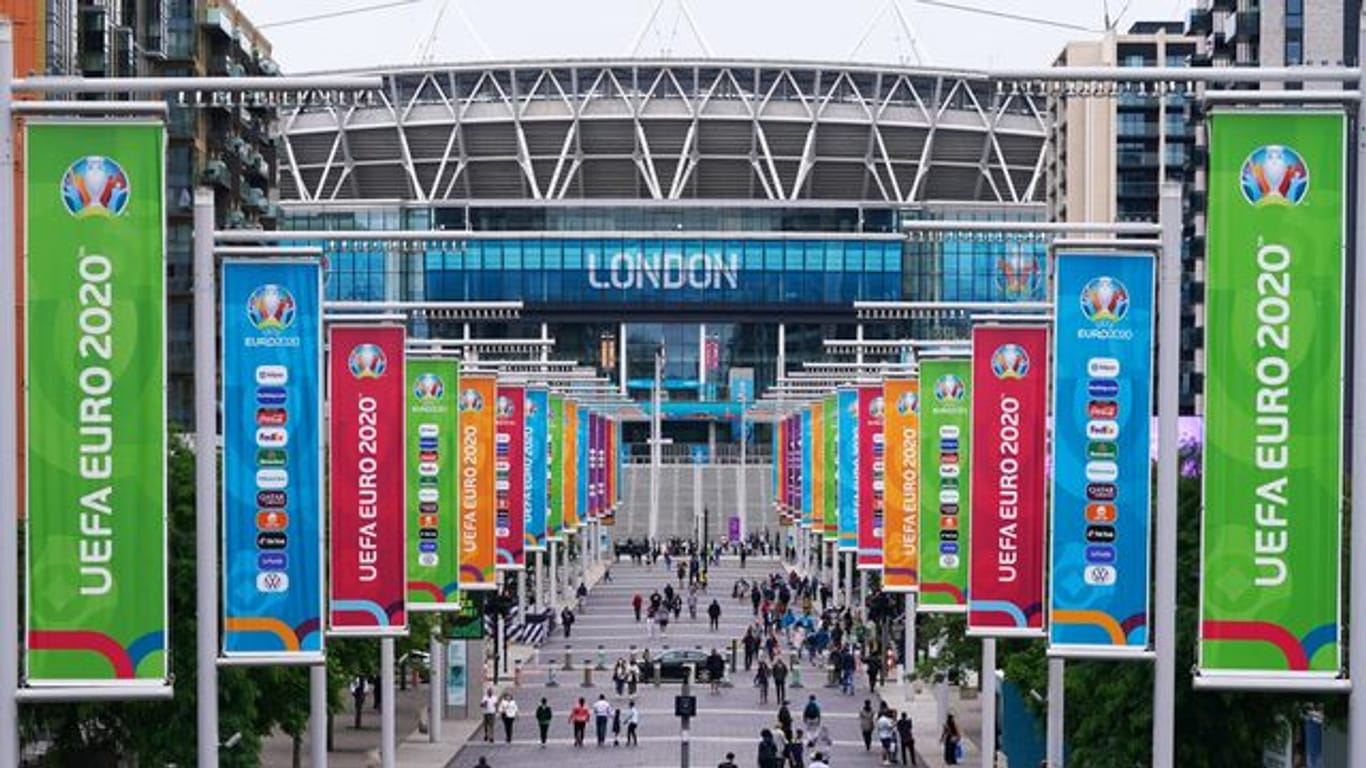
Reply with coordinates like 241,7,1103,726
429,632,443,743
0,19,19,768
981,637,997,768
1349,11,1366,764
381,637,396,768
904,593,916,699
193,187,219,767
1046,658,1064,766
310,664,327,766
1152,182,1182,767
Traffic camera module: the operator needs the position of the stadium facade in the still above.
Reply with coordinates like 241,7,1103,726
277,59,1053,452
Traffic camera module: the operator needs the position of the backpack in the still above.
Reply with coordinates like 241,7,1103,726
804,701,821,720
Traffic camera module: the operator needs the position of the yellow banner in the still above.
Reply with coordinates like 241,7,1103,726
458,375,497,590
883,378,920,592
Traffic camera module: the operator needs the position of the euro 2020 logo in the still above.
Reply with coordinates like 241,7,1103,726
896,391,919,415
995,247,1044,301
61,156,131,218
1080,276,1129,326
1240,145,1308,206
347,344,387,379
496,395,515,418
934,374,966,402
246,284,296,332
460,388,484,412
869,396,885,421
991,344,1030,380
413,373,444,402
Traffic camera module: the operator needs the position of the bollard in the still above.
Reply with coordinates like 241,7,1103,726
546,665,559,688
596,646,607,671
514,660,523,686
563,647,574,671
581,664,594,688
653,661,662,688
730,639,738,673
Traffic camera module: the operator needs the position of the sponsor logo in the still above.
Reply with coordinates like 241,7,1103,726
941,515,958,529
1086,420,1119,441
939,554,960,569
256,408,288,427
1084,565,1118,586
940,489,959,505
940,504,959,516
1085,461,1119,482
940,438,959,452
256,448,287,467
1085,525,1117,543
419,553,439,567
256,387,287,407
419,461,439,477
419,529,439,540
939,464,959,479
418,489,439,503
255,468,288,490
256,427,288,448
897,391,919,415
1079,277,1130,324
1087,401,1118,420
1085,545,1117,565
1240,144,1309,206
419,475,439,487
257,490,287,507
60,156,131,218
419,514,440,528
460,388,485,411
419,541,439,553
419,502,439,514
939,542,959,555
419,450,439,463
941,452,959,465
246,284,297,332
934,375,967,402
1087,379,1120,399
1086,483,1117,501
256,510,289,530
419,424,439,439
990,344,1030,380
1087,358,1121,378
1085,503,1117,523
257,571,290,593
939,426,960,441
940,530,959,542
256,531,288,549
347,344,388,379
413,373,445,402
257,552,287,570
255,365,288,386
996,247,1045,300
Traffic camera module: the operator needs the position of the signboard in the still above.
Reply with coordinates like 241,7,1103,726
968,326,1049,637
883,378,920,593
837,389,859,551
328,325,407,635
222,260,326,659
917,359,971,612
446,640,468,712
495,385,526,570
457,375,497,590
24,122,169,687
406,358,460,610
547,395,565,541
1199,110,1346,686
525,388,549,549
857,386,885,570
1049,252,1156,656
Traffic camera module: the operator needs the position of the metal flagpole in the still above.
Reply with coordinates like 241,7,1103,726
1153,182,1182,768
649,348,662,540
310,665,327,766
904,593,916,698
1349,12,1366,763
429,634,444,743
549,541,559,610
1047,658,1064,766
981,638,997,768
0,20,19,768
738,395,747,541
193,187,220,767
381,638,396,768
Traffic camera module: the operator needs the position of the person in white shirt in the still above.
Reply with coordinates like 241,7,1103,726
591,694,614,746
497,691,520,743
626,700,641,746
809,752,831,768
480,687,499,742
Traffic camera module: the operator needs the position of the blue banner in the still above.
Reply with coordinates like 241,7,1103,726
221,260,324,662
837,388,859,551
1048,251,1155,656
526,388,549,550
576,406,591,528
800,408,813,529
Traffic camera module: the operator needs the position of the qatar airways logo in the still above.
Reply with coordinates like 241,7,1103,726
587,251,740,291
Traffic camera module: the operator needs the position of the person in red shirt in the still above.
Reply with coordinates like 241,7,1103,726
632,593,643,622
569,698,591,747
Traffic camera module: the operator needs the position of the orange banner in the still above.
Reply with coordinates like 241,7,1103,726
883,378,920,592
457,375,497,590
563,400,580,531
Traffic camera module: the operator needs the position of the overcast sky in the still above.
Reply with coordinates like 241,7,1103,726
235,0,1193,73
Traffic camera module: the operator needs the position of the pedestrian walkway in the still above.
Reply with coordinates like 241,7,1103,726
450,554,935,768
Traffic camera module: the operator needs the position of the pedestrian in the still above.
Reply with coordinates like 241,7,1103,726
481,687,499,742
941,714,962,765
613,657,627,696
808,752,830,768
612,705,622,746
841,647,857,696
626,699,640,746
786,728,806,768
497,691,519,743
897,712,917,766
592,693,613,746
707,598,722,631
717,751,740,768
860,699,876,751
473,758,492,768
576,581,589,607
350,677,368,729
570,697,590,747
535,698,552,747
659,610,670,636
877,708,897,764
776,701,794,742
752,586,762,615
632,593,643,622
755,659,770,704
867,652,883,692
772,656,789,704
688,589,699,620
743,628,759,670
802,694,821,730
627,658,640,695
561,606,575,638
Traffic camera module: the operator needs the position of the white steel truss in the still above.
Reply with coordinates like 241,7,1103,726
278,60,1048,204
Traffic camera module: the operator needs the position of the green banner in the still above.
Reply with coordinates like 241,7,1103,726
407,359,461,609
25,122,167,686
547,394,564,541
1200,110,1345,685
823,394,837,541
917,359,971,612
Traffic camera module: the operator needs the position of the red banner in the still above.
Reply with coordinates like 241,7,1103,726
857,385,885,570
458,375,497,589
496,385,526,570
328,326,407,635
968,325,1049,637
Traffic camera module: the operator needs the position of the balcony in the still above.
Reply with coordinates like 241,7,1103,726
1233,10,1260,41
1186,7,1212,35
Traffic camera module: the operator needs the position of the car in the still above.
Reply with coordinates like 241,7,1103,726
640,649,715,683
614,539,650,557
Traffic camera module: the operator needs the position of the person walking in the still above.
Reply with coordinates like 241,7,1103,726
758,728,783,768
627,658,640,695
497,691,519,744
707,648,726,694
754,659,771,704
613,658,627,696
877,708,897,764
896,712,916,766
772,656,789,704
592,693,614,746
612,705,622,746
841,647,857,696
560,606,576,638
776,701,794,742
786,728,806,768
480,687,499,742
808,752,830,768
569,698,590,747
708,599,723,631
859,700,876,751
867,652,883,692
632,593,643,622
534,698,552,747
688,589,699,621
802,694,822,731
941,714,962,765
717,752,739,768
743,628,760,671
626,699,640,746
